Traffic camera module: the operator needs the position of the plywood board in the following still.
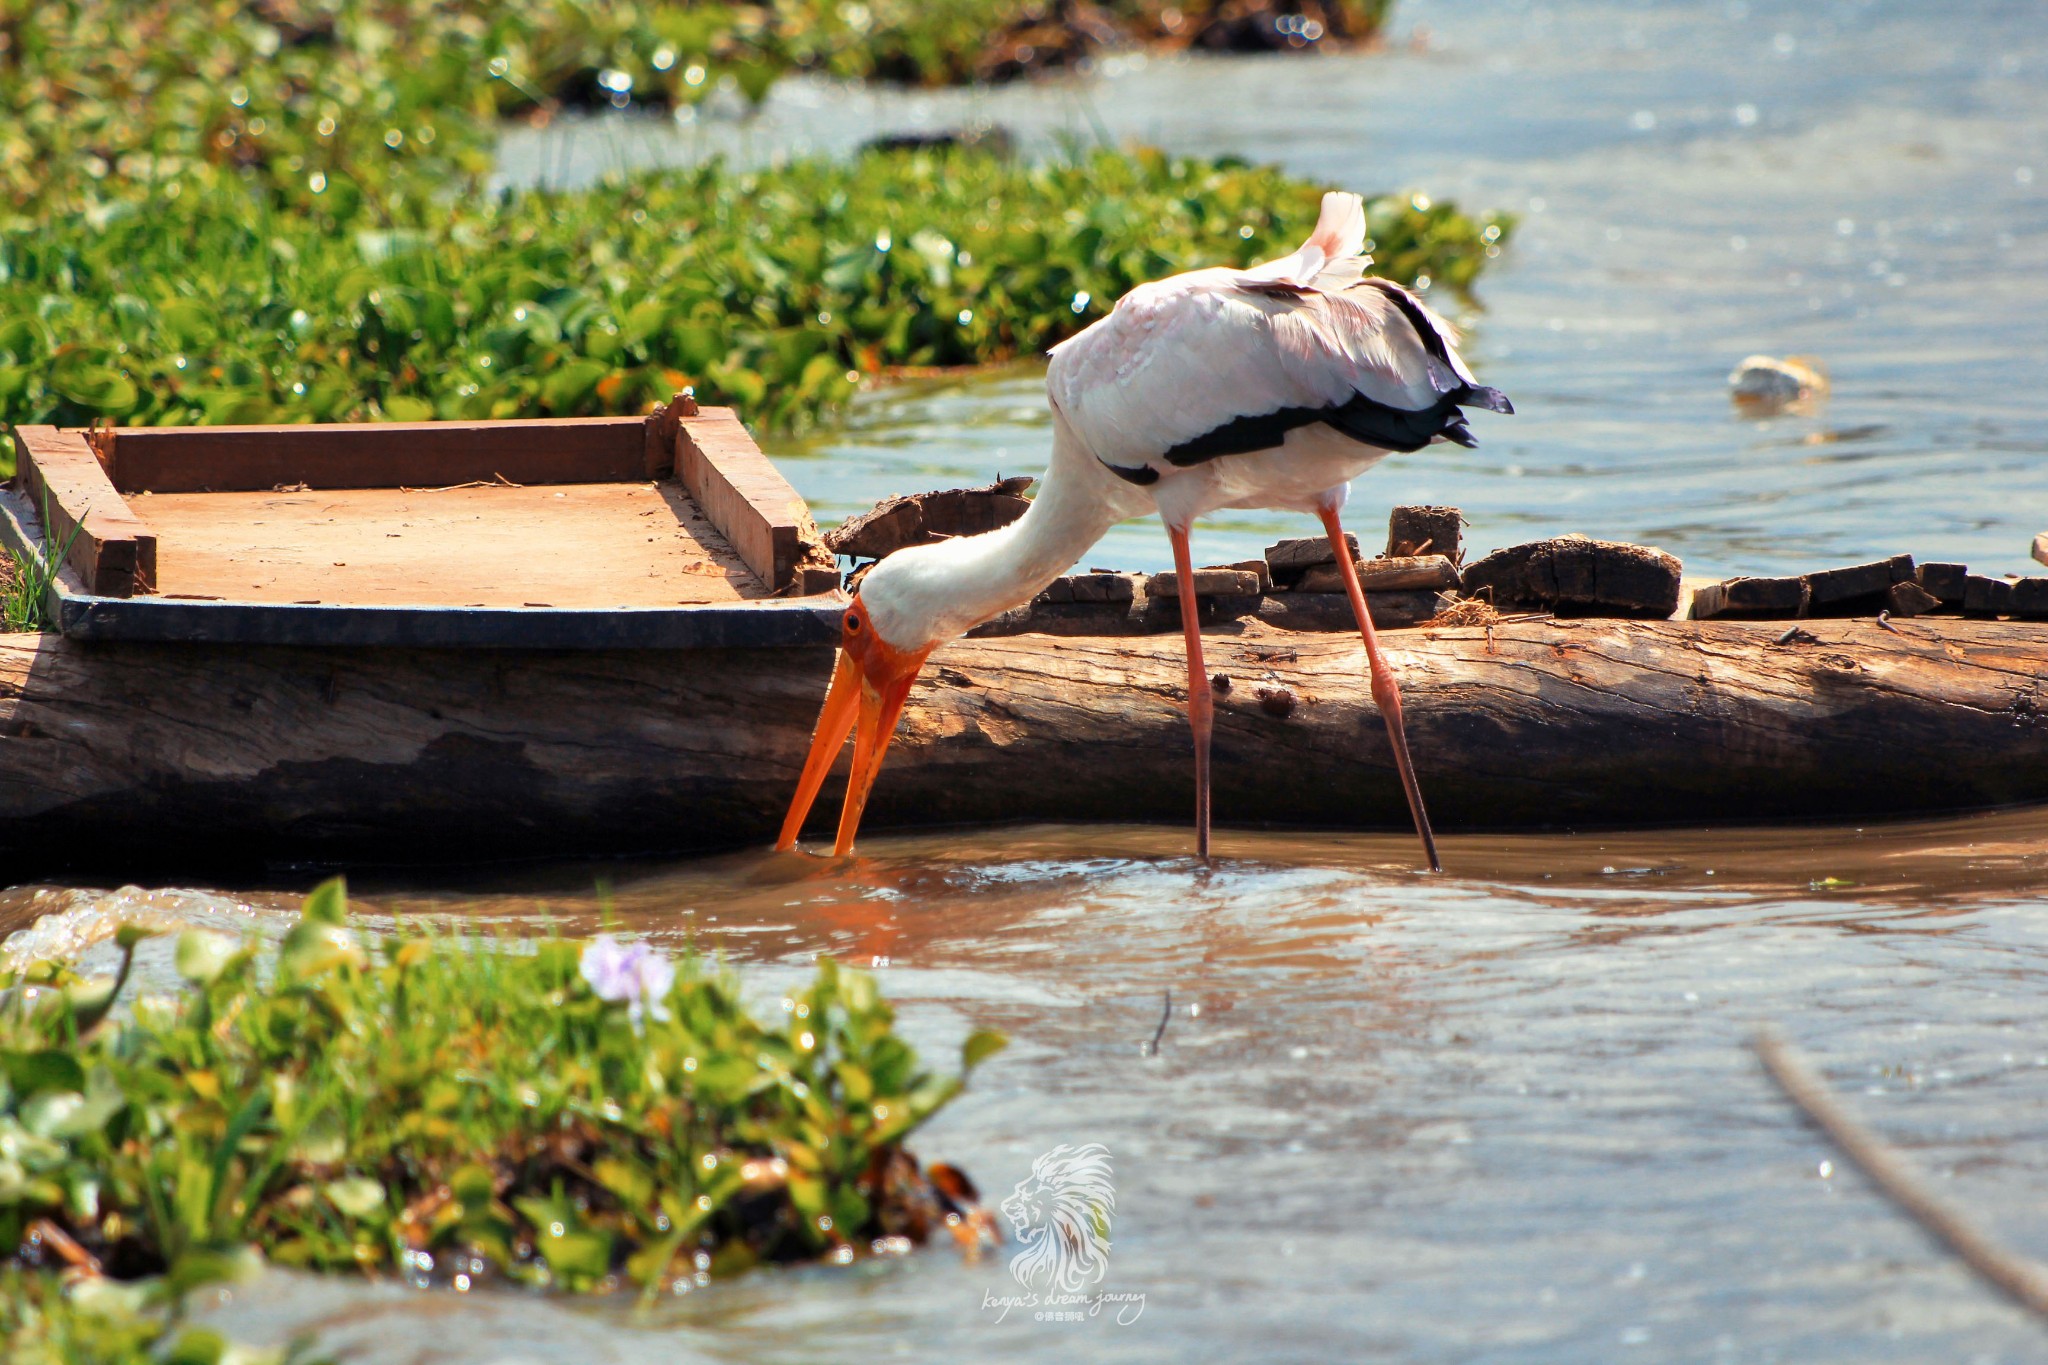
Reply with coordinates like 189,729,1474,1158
135,481,768,608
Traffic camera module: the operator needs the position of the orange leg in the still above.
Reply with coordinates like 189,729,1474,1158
1318,503,1442,872
1168,522,1213,861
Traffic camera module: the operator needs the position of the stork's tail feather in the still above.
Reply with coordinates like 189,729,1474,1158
1243,189,1371,288
1304,190,1367,263
1464,385,1515,415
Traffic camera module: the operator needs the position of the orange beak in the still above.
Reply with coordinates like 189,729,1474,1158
776,597,931,856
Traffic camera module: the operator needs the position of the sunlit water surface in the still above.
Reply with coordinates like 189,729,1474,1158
505,0,2048,576
11,2,2048,1360
7,816,2048,1360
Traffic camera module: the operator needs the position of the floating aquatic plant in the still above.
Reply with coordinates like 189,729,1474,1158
0,0,1397,214
0,147,1511,461
0,879,1003,1349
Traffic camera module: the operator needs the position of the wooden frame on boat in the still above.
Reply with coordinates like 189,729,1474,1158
2,396,845,649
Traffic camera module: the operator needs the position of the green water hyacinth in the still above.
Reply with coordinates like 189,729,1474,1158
0,0,1398,215
0,147,1510,470
0,879,1005,1315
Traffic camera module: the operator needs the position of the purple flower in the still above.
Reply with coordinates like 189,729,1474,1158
580,935,674,1025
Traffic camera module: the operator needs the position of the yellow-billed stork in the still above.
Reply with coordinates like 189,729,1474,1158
776,191,1512,869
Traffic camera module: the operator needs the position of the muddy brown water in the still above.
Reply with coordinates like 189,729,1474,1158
11,0,2048,1358
8,814,2048,1361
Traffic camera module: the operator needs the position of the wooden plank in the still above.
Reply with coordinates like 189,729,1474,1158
12,426,155,596
107,417,648,492
673,406,834,592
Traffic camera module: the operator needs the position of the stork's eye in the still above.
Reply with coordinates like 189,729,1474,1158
845,612,862,633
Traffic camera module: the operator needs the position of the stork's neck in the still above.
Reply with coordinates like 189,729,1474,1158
862,422,1136,649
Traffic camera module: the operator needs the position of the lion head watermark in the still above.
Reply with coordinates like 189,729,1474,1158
1001,1142,1116,1295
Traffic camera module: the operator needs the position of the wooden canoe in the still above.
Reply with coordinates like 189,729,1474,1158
0,613,2044,871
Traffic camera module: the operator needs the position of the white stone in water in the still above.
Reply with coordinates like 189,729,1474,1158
1728,353,1829,409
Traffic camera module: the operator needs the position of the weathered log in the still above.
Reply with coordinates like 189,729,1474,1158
3,617,2048,873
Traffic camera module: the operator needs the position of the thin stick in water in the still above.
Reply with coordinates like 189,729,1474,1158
1753,1027,2048,1321
1144,988,1173,1056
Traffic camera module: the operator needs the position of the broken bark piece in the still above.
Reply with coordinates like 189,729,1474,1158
1145,568,1263,598
1067,572,1137,604
1886,581,1942,617
823,476,1033,560
1217,558,1276,593
1255,686,1296,719
1916,563,1968,605
1295,554,1460,595
1690,575,1811,620
1964,575,2015,616
1264,533,1357,583
1387,506,1464,564
1460,536,1682,618
2034,534,2048,569
1805,554,1914,608
1260,590,1450,631
1034,572,1138,606
2010,578,2048,619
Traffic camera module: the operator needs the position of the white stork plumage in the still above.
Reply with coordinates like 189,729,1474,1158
776,190,1512,869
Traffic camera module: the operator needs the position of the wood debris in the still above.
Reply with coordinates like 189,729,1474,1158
1387,505,1464,564
1461,535,1682,618
824,476,1033,561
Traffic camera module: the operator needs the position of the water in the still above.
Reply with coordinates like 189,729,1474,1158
15,2,2048,1359
504,0,2048,576
9,814,2048,1360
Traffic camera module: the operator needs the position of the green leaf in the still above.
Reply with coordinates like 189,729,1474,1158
5,1048,84,1097
175,928,239,983
301,878,348,925
961,1028,1007,1071
540,358,607,412
381,394,434,421
278,920,361,980
323,1175,386,1219
113,921,160,951
356,229,430,263
450,1162,496,1210
50,361,138,411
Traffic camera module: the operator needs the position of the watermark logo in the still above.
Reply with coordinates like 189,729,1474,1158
1005,1142,1115,1294
979,1143,1145,1326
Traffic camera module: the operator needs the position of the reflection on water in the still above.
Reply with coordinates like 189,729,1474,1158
504,0,2048,577
8,812,2048,1361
